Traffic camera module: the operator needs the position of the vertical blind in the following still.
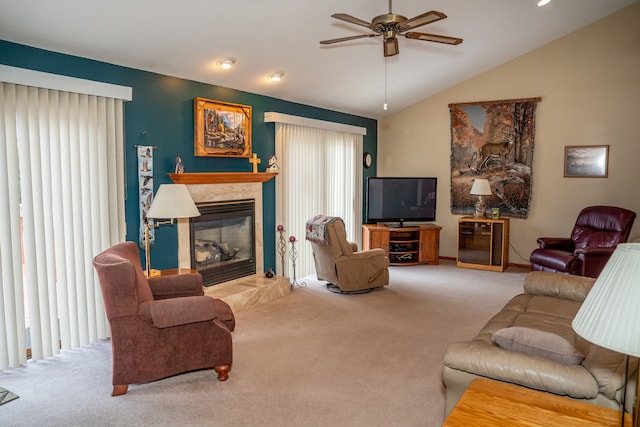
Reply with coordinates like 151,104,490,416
0,82,126,370
275,123,362,278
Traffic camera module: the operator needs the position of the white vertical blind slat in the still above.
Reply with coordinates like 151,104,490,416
94,97,109,338
58,91,75,350
0,83,11,368
76,93,90,346
17,85,44,361
49,89,72,351
65,92,83,345
36,88,59,357
86,95,100,343
72,95,84,343
0,83,27,368
113,99,126,244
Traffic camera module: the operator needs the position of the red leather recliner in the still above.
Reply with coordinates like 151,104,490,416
93,241,235,396
530,205,636,278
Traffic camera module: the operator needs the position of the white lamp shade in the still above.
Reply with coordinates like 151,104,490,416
572,243,640,357
146,184,200,219
470,178,492,196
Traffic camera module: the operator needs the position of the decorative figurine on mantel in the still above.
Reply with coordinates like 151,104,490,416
266,154,280,174
175,156,184,174
249,153,261,173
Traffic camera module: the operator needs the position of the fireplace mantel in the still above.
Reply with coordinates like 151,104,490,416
168,172,277,184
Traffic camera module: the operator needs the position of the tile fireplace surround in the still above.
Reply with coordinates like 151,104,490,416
170,172,290,313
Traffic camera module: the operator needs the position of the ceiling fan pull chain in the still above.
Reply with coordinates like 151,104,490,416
384,58,388,110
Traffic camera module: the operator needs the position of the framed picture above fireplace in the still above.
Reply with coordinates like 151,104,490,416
194,97,252,158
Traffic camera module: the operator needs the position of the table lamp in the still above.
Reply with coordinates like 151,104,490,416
572,242,640,427
470,178,492,218
144,184,200,277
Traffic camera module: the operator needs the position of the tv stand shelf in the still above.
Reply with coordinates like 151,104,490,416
362,224,441,266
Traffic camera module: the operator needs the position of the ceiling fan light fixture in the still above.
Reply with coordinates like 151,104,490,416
218,57,236,69
384,37,399,57
269,72,285,82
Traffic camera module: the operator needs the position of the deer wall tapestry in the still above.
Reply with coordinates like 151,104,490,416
449,97,540,218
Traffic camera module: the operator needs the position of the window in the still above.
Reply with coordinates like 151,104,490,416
275,121,363,278
0,68,129,369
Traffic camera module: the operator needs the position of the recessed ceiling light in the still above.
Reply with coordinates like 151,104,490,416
218,57,236,69
537,0,551,6
269,72,285,81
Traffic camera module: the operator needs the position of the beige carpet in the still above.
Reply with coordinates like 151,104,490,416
0,261,527,427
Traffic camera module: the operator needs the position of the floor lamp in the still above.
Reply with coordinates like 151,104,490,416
572,243,640,427
144,184,200,277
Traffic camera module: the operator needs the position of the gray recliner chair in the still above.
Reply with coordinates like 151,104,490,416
306,215,389,293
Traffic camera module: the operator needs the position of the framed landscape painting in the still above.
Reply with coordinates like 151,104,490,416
194,97,252,157
564,145,609,178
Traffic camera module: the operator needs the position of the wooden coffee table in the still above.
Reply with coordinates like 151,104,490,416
443,378,631,426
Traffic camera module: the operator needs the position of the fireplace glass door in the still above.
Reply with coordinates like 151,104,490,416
190,200,256,286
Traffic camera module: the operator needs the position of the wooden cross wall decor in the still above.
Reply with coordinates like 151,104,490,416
249,153,261,173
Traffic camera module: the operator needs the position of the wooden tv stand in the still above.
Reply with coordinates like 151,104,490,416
362,224,441,266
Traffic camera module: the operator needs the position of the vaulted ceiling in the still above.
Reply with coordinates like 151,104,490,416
0,0,636,119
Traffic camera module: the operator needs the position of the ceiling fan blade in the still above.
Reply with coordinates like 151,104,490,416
384,37,399,57
404,32,463,45
331,13,373,29
320,34,378,45
398,11,446,32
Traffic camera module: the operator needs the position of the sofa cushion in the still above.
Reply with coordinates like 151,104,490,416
523,271,595,302
473,293,581,346
493,327,585,365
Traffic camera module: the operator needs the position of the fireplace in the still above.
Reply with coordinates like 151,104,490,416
190,200,256,286
175,175,267,287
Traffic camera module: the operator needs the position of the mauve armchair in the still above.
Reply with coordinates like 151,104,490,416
93,241,235,396
530,205,636,278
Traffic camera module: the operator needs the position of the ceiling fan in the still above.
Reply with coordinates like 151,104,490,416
320,0,463,57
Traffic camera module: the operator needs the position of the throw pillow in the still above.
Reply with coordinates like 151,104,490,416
492,327,585,365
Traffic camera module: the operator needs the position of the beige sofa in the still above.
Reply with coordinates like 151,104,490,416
442,271,637,417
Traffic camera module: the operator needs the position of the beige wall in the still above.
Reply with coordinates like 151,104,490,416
378,3,640,264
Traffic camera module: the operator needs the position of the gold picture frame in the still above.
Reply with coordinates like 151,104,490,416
194,97,252,157
564,145,609,178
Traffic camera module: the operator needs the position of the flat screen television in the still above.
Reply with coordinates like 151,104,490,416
366,177,437,227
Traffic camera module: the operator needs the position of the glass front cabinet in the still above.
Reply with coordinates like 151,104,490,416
457,217,510,272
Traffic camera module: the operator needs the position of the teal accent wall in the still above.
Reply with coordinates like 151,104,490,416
1,40,378,271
